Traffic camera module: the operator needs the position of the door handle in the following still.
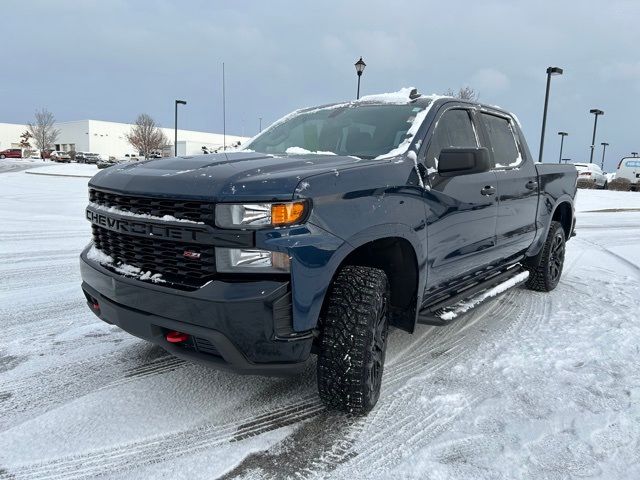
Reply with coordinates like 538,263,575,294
480,185,496,196
526,180,538,190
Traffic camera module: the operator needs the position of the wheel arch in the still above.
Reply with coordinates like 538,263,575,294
552,200,573,239
324,235,422,333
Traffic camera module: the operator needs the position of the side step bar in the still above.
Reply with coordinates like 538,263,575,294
418,265,529,326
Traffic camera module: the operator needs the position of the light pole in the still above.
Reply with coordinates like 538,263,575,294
538,66,563,163
600,142,609,170
354,57,366,100
174,99,187,156
558,131,568,164
588,108,604,163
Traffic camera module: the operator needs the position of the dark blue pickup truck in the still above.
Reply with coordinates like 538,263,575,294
80,88,577,413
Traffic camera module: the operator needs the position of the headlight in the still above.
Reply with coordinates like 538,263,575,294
215,248,290,273
215,201,308,229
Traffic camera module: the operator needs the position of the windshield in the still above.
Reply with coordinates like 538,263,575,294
245,103,429,159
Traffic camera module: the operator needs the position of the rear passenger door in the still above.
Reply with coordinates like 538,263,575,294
479,111,538,259
420,106,500,291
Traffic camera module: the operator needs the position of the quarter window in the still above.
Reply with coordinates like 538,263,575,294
424,109,477,170
481,113,521,167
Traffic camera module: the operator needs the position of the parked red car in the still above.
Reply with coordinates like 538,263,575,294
0,148,23,159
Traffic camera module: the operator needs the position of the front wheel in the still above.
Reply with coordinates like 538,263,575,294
317,265,389,414
0,155,5,159
524,220,566,292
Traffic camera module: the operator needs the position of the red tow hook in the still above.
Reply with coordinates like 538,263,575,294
166,331,190,343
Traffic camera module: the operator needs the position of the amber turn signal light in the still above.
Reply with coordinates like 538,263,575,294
271,201,306,226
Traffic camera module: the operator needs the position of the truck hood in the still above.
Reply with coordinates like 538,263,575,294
89,151,366,201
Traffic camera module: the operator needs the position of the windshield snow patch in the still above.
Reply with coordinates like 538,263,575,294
285,147,337,156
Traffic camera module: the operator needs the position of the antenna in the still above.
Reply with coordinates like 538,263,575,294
222,62,226,150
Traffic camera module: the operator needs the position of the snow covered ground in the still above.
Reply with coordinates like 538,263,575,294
0,167,639,479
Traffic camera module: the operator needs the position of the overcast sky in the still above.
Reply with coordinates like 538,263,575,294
2,0,639,169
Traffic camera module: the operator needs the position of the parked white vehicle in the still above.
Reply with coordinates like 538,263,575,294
616,157,640,189
573,163,607,188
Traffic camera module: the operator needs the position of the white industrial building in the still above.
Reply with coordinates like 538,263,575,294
0,120,247,158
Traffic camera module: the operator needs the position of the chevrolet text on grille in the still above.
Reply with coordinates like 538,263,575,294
86,209,202,241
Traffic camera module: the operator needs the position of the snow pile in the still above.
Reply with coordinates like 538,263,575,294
87,245,165,283
88,202,204,224
439,270,529,321
285,147,337,156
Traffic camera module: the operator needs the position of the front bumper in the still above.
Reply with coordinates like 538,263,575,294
80,247,313,376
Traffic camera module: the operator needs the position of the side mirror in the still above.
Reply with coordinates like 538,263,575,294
438,148,491,176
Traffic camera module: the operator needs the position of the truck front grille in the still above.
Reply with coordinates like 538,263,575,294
91,225,216,290
89,188,214,224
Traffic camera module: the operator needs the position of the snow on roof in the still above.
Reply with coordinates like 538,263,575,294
357,87,418,103
357,88,447,104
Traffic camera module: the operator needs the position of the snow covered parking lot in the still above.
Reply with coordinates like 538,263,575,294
1,164,639,479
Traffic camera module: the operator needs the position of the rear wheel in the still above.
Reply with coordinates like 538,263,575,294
524,221,566,292
317,265,389,414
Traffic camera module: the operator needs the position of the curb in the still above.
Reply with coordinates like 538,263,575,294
25,171,93,179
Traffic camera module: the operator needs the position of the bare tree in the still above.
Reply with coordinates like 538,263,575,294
28,109,60,152
443,86,479,101
125,114,169,159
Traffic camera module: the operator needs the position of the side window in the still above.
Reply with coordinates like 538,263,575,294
424,109,477,170
481,113,521,167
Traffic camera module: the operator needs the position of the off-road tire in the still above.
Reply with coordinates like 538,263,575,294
317,265,389,414
524,220,566,292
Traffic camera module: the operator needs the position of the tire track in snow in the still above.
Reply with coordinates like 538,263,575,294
575,237,640,277
340,290,517,471
226,290,524,479
328,288,547,477
0,346,180,430
0,283,536,479
308,290,539,477
0,297,509,479
0,400,325,480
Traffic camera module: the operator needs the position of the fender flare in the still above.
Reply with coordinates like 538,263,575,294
526,194,574,261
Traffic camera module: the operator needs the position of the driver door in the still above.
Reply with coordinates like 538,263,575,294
419,106,500,291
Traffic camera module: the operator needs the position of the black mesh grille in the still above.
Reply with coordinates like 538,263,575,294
89,188,213,224
92,225,215,290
